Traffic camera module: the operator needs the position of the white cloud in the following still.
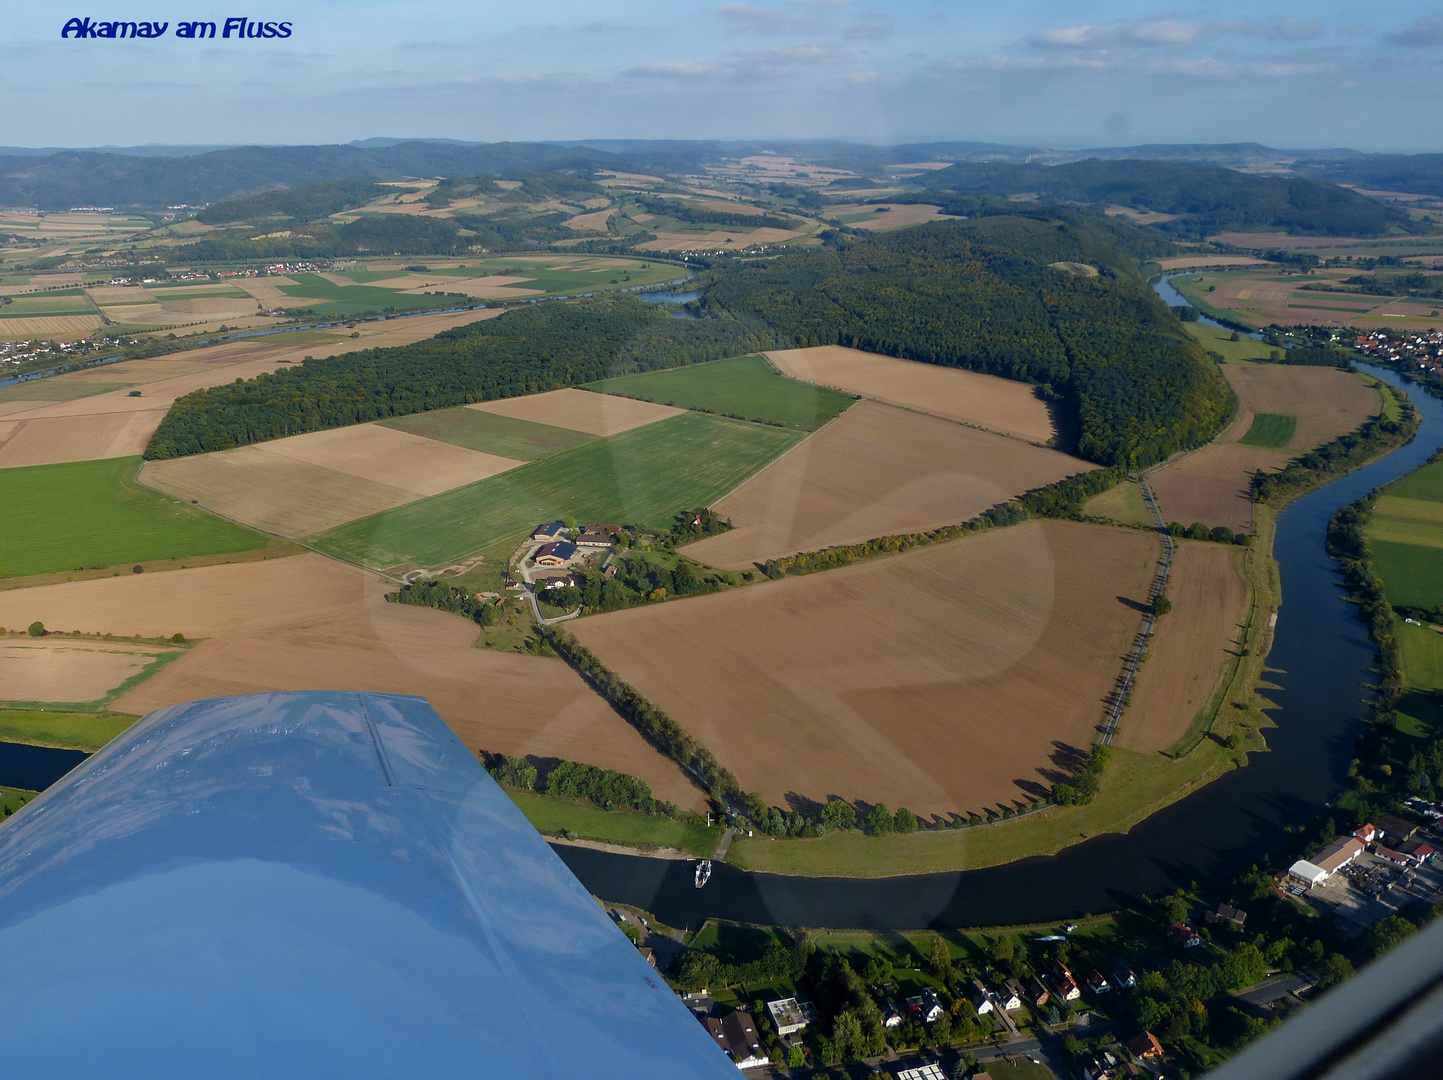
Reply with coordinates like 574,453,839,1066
622,61,718,78
1031,17,1321,50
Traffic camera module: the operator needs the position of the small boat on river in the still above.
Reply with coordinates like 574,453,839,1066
694,860,712,888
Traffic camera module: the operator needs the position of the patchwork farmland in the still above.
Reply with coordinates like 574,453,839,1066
682,400,1096,571
1144,364,1382,533
1369,457,1443,612
312,411,802,574
571,520,1159,818
765,346,1059,445
0,555,705,810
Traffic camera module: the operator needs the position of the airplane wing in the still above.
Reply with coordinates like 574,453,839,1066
0,691,739,1078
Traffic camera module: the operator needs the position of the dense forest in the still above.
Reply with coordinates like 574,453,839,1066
706,220,1234,467
195,179,389,224
145,296,777,457
915,159,1413,238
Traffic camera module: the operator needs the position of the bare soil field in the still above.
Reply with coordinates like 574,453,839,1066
565,209,614,232
140,424,523,537
573,520,1158,818
0,554,703,809
0,410,168,467
0,638,177,704
637,227,805,252
0,309,505,469
833,203,960,230
766,346,1057,444
85,285,153,305
682,401,1095,570
0,315,103,339
469,387,683,436
1148,364,1380,532
1156,255,1272,270
1119,542,1249,754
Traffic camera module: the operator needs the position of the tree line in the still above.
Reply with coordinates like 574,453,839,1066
704,220,1234,468
145,296,777,457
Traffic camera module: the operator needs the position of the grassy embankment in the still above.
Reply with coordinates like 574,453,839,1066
0,456,278,582
505,789,721,857
0,707,140,751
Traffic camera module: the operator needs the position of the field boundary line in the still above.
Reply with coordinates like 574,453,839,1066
702,409,843,509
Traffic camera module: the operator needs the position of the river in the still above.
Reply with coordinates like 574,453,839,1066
554,361,1443,930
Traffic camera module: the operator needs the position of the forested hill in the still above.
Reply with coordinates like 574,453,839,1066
916,159,1414,238
705,219,1233,468
195,180,390,224
145,297,777,458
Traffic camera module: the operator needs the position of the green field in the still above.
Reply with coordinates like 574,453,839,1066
277,273,451,316
1397,691,1443,739
1369,459,1443,610
1398,623,1443,692
312,412,801,571
985,1059,1059,1080
0,708,140,751
0,381,132,404
0,456,270,579
586,354,855,431
380,406,596,460
1240,412,1297,447
0,292,98,318
1081,479,1152,526
1372,540,1443,610
148,286,252,300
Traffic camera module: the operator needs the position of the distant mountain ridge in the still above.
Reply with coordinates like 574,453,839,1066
0,137,1440,214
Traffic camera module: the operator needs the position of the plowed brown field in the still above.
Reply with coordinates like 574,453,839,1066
682,401,1095,570
1149,365,1381,532
141,424,522,537
469,387,683,436
572,519,1158,818
1119,541,1250,754
766,346,1057,444
0,554,704,809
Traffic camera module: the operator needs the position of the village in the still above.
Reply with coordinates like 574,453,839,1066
618,801,1443,1080
1353,329,1443,379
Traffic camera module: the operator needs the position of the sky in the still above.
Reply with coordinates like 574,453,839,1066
3,2,1443,152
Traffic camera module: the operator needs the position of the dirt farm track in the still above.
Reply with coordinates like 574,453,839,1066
573,519,1159,819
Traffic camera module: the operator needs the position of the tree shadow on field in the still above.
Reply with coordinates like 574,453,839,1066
783,792,823,818
1013,777,1052,800
1036,741,1089,786
1116,594,1151,614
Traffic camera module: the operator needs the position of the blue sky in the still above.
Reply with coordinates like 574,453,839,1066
4,2,1443,151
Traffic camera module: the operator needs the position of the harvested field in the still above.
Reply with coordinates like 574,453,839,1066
831,203,959,230
636,227,805,252
0,638,179,705
0,309,505,469
1148,444,1288,533
86,285,153,305
0,555,703,809
0,315,102,338
140,424,522,538
766,346,1057,444
565,209,614,232
1156,255,1272,270
572,520,1159,817
1118,541,1249,754
0,410,168,467
1148,364,1380,532
403,276,543,300
380,406,596,460
682,401,1095,570
469,387,683,436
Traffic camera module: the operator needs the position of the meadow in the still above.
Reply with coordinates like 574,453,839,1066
379,406,597,460
0,708,139,751
1370,458,1443,610
311,412,802,572
0,456,268,579
277,273,456,316
1397,623,1443,692
0,290,98,318
1182,322,1275,364
586,353,855,430
1239,413,1298,447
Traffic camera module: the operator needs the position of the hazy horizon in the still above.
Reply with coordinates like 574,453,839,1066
3,2,1443,154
